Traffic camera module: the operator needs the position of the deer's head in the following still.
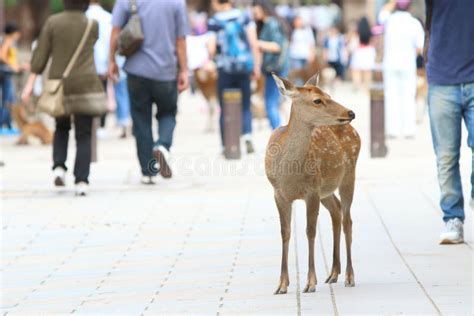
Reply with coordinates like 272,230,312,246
272,73,355,127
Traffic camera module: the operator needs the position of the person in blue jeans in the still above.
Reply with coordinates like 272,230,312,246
114,55,130,138
253,0,289,130
207,0,261,154
425,0,474,244
109,0,189,184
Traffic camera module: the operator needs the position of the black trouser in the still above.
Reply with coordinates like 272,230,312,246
53,114,93,184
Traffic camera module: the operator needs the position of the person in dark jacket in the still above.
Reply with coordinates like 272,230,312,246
22,0,103,196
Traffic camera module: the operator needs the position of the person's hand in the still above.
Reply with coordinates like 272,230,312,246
21,80,34,104
21,63,30,72
177,70,189,93
108,59,119,82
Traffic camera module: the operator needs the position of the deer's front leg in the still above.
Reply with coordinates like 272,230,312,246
275,194,292,295
303,195,320,293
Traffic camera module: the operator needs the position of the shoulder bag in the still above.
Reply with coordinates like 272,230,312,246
117,0,144,57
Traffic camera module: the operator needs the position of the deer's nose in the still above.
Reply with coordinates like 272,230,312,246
348,111,356,120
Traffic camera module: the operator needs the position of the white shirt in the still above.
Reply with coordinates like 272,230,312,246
382,11,424,71
86,4,112,76
289,27,315,60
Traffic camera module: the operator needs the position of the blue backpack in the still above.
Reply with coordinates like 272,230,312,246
219,18,254,74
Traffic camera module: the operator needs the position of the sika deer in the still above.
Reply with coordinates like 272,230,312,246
265,73,361,294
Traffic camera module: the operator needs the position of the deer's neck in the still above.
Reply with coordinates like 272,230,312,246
282,112,314,163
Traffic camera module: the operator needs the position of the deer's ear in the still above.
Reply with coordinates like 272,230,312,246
272,73,296,96
304,72,320,87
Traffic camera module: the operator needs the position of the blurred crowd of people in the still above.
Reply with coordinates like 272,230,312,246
0,0,472,243
0,0,440,189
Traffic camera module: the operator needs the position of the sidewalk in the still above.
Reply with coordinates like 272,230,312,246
1,83,472,315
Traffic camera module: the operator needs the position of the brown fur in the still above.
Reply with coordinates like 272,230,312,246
11,105,53,145
265,74,361,294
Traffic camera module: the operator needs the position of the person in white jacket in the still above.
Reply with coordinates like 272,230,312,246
379,0,424,139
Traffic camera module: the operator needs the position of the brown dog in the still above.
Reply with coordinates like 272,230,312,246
11,104,53,145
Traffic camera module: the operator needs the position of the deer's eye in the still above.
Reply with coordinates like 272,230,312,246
313,99,322,105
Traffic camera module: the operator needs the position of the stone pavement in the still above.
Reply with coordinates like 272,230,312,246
1,83,472,315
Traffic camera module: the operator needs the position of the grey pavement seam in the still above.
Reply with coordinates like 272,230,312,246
317,222,339,316
4,229,91,315
2,203,66,270
217,195,250,315
141,205,201,315
70,209,155,314
367,188,443,316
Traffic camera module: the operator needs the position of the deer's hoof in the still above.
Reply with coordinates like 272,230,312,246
344,279,355,287
303,284,316,293
325,274,339,284
274,285,288,295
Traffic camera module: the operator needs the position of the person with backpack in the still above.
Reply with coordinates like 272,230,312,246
252,0,289,130
424,0,474,244
207,0,261,154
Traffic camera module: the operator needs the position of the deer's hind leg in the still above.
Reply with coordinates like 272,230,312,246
321,194,342,284
340,171,356,287
275,193,292,295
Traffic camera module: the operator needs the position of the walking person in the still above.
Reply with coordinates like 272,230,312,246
323,25,346,81
86,0,112,139
349,17,376,92
1,22,28,133
424,0,474,244
113,55,131,139
289,15,315,87
109,0,189,184
252,0,289,130
21,0,104,196
207,0,261,153
379,0,424,139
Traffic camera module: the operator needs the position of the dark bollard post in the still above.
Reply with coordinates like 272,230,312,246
370,82,388,158
223,89,242,160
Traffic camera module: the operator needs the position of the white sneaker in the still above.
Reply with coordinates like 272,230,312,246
153,145,172,179
97,128,107,139
439,218,464,244
53,167,66,187
75,182,88,196
140,176,156,185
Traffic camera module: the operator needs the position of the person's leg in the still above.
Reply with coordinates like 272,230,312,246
114,78,131,128
99,79,108,129
2,74,14,129
400,70,417,137
384,69,401,138
53,116,71,171
217,70,230,146
462,82,474,201
127,74,154,176
239,73,252,136
73,114,93,184
428,84,464,222
265,72,281,130
153,80,178,151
